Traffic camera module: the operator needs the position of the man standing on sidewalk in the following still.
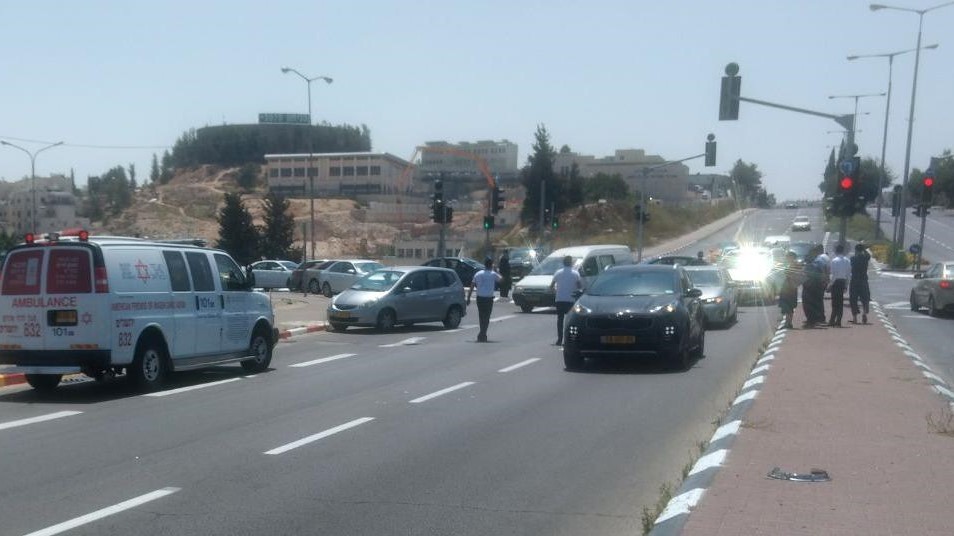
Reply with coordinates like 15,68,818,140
802,246,827,327
467,258,502,342
828,244,850,327
549,255,582,346
849,242,871,324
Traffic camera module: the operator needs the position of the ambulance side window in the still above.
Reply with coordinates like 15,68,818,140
162,251,191,292
214,253,247,291
185,252,215,292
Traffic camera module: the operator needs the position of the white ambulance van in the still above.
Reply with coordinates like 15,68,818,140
0,231,278,392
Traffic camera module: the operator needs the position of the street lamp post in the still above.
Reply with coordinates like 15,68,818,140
1,140,64,234
870,1,954,257
847,44,938,242
281,67,333,260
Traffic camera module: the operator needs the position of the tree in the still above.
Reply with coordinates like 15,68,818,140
128,163,137,191
160,150,174,184
583,173,629,202
259,192,295,259
520,124,559,225
857,157,893,204
216,193,259,265
150,153,160,183
237,163,259,191
729,160,763,203
0,228,18,252
566,162,585,206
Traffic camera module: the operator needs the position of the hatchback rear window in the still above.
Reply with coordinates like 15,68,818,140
46,249,92,294
1,250,44,295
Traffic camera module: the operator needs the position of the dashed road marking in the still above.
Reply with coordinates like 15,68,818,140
379,337,426,348
289,353,356,368
23,487,180,536
409,382,475,404
143,378,241,397
0,411,83,432
498,358,541,373
264,417,375,455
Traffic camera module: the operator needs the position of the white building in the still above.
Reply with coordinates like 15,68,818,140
264,152,413,197
0,175,90,236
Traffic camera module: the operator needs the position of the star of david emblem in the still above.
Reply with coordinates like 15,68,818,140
81,312,93,325
135,260,151,283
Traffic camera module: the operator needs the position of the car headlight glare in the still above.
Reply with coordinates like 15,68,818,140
649,303,676,313
572,303,592,314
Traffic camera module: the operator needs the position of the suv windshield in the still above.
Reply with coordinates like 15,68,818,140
588,269,677,296
687,269,722,286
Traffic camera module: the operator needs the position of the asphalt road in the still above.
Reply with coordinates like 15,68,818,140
868,206,954,386
0,209,816,536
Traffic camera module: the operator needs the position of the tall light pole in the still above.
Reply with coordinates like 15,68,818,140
848,44,938,241
827,92,885,150
1,140,64,234
870,1,954,256
281,67,333,260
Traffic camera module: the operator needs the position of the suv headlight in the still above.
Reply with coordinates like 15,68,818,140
649,303,677,313
572,303,592,314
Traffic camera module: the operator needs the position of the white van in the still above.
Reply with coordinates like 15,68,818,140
0,232,278,392
511,244,633,313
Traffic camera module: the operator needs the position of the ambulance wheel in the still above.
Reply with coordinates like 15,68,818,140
26,374,61,392
241,328,274,372
129,337,169,391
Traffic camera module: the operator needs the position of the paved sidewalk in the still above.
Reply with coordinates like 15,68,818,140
651,303,954,535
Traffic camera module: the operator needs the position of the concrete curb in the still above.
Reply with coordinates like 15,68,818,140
0,322,329,390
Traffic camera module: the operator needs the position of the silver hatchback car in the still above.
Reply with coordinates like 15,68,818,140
327,266,467,331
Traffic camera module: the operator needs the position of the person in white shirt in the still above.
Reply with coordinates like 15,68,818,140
828,244,851,327
467,258,502,342
549,255,582,346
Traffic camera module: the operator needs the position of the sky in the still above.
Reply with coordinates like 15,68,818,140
1,0,952,202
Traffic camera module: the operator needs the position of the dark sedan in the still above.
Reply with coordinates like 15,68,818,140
562,264,706,371
423,256,496,288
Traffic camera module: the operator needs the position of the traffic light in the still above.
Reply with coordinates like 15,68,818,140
634,204,650,223
551,216,559,229
718,63,741,121
704,134,717,167
483,215,494,230
922,170,935,205
431,179,444,223
491,185,504,214
834,156,861,217
543,208,551,227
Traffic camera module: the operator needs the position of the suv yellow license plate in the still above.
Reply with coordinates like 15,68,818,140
332,311,351,319
601,335,635,344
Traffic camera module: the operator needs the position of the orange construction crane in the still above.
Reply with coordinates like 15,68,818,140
397,145,497,192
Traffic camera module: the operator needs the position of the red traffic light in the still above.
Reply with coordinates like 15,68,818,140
923,176,934,188
839,176,853,190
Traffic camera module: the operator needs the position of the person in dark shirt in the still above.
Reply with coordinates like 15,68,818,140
849,242,871,324
778,251,801,329
498,249,512,298
801,245,827,327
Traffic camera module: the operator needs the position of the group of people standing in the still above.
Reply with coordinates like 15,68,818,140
777,242,871,329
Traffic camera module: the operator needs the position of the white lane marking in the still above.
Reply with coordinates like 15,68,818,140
0,411,83,432
409,382,475,404
498,358,541,373
732,390,758,405
913,360,933,371
289,353,356,368
754,360,773,371
711,420,741,443
23,487,180,536
900,315,937,320
922,370,947,385
688,449,727,476
490,315,517,323
934,385,954,400
264,417,374,455
443,328,465,334
882,301,911,309
655,488,705,524
379,337,426,348
903,350,922,360
742,376,765,391
461,323,478,330
143,378,242,397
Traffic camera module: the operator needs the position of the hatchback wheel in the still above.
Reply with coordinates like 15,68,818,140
308,279,320,294
443,305,463,329
693,328,706,359
322,282,333,298
563,347,584,370
928,296,940,317
377,309,397,331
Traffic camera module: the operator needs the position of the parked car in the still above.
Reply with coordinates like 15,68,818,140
422,256,486,287
791,215,811,232
684,265,739,327
785,202,799,209
326,266,466,331
290,259,333,293
507,247,545,281
562,264,706,371
318,259,384,297
250,259,299,289
911,261,954,317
